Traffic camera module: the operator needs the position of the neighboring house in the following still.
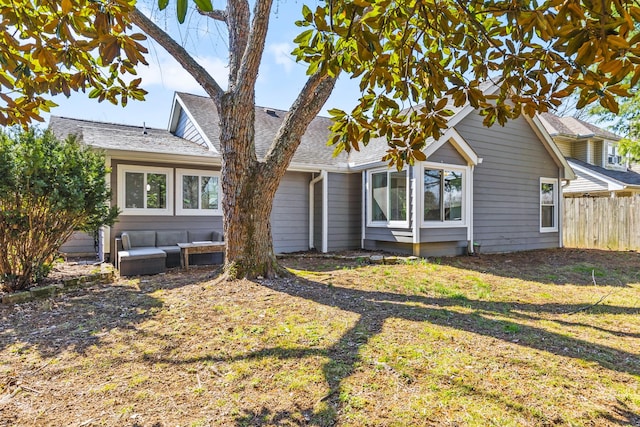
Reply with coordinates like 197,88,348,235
52,89,574,261
539,113,640,197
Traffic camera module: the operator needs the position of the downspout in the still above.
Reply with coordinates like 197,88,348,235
559,167,565,248
322,171,329,253
308,171,326,250
411,166,420,256
467,165,475,254
361,171,366,250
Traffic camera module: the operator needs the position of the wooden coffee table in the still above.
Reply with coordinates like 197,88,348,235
178,241,225,270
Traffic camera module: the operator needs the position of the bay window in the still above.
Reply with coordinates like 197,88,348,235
369,169,408,226
423,167,464,223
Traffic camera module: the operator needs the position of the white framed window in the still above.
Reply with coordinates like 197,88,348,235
176,169,222,216
421,163,468,227
607,143,622,165
367,168,409,227
118,165,174,216
540,177,558,232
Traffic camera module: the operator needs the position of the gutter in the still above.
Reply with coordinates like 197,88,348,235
309,171,328,251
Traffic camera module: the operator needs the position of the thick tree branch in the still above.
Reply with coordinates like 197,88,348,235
263,72,337,175
236,0,273,100
227,0,250,90
198,8,227,22
128,7,225,106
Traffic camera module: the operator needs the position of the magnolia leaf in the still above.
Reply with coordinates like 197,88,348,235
193,0,212,12
158,0,169,11
177,0,188,23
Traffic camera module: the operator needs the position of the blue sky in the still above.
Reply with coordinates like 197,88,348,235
43,3,362,130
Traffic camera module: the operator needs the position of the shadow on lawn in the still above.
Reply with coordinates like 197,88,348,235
438,248,640,287
229,277,640,426
0,268,216,357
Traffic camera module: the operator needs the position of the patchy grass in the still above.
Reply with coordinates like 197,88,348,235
1,248,639,426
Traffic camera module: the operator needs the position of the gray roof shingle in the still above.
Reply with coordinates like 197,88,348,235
175,92,348,167
49,116,216,158
539,113,620,140
568,158,640,186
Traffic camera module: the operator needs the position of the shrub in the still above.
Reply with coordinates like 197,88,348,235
0,128,118,292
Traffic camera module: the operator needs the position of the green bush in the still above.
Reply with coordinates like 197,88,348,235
0,128,118,292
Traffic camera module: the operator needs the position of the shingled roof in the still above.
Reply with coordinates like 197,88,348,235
173,92,348,168
49,116,216,158
539,113,620,140
568,158,640,187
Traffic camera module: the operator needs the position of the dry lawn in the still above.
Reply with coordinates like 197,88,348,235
1,248,639,426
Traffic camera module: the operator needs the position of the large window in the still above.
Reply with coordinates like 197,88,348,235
540,178,558,232
118,165,173,215
176,169,222,215
369,169,408,226
423,167,464,223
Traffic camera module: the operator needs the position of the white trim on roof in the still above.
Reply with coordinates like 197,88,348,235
528,115,577,181
424,128,479,166
567,161,627,191
169,93,218,153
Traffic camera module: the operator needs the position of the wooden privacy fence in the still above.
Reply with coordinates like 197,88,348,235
563,195,640,251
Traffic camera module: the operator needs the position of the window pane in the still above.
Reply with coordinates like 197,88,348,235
389,171,407,221
542,205,554,228
424,170,441,221
125,172,144,208
444,171,463,221
372,173,388,221
541,182,554,205
183,175,199,209
201,176,219,210
147,173,167,209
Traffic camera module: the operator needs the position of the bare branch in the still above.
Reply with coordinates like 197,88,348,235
226,0,250,89
262,72,337,174
236,0,273,101
198,8,227,22
128,7,225,106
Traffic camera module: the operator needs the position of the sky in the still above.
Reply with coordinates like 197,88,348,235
42,3,363,130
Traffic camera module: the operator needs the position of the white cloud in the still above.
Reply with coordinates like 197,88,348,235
267,42,295,74
136,45,229,94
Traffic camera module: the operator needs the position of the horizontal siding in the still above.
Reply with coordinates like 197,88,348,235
175,110,207,147
564,173,608,195
327,172,361,251
555,139,572,157
271,171,310,253
593,141,604,167
455,112,561,253
59,231,96,257
428,141,466,165
365,227,413,243
572,140,588,162
363,239,412,255
419,227,466,242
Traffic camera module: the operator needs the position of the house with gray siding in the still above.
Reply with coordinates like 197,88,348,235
539,113,640,197
52,90,574,262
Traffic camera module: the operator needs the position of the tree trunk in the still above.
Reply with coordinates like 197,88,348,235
219,93,284,279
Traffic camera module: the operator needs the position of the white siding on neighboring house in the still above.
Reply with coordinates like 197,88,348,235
555,139,571,157
572,140,588,162
564,173,609,196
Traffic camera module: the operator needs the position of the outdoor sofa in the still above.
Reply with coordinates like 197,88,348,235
116,230,224,276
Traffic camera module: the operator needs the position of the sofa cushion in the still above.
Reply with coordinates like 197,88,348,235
157,245,181,255
118,247,166,261
156,230,188,246
121,231,156,250
188,230,224,242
